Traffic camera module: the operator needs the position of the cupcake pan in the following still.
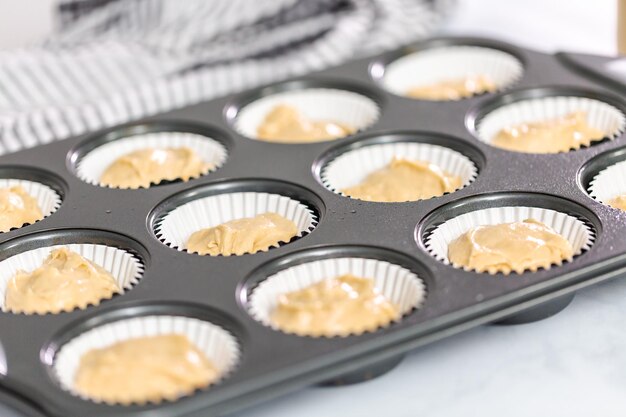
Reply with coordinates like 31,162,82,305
1,36,626,416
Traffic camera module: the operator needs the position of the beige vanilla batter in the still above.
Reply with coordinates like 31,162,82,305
0,185,43,232
447,219,574,274
257,105,355,143
5,248,120,314
74,334,218,404
608,195,626,211
407,75,497,100
341,157,462,202
100,147,213,189
491,111,606,153
186,212,298,256
270,274,400,337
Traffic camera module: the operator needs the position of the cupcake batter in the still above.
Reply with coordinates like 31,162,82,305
0,185,43,232
270,274,400,337
186,212,298,256
491,111,606,153
341,157,462,202
100,147,213,189
407,75,497,100
74,334,218,404
257,105,355,143
447,218,574,274
5,248,120,314
608,195,626,211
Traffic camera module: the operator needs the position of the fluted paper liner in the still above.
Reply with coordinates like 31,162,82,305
76,131,228,188
233,88,380,141
0,243,144,313
0,179,62,230
425,206,595,274
588,159,626,209
476,96,626,151
155,192,317,255
53,315,240,404
248,257,426,337
381,46,523,99
321,142,477,200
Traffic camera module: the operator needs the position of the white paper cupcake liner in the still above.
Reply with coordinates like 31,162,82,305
53,314,240,404
424,206,595,274
321,142,477,200
476,96,626,151
0,243,144,313
76,131,228,188
248,257,426,337
588,159,626,207
0,179,62,229
233,88,380,141
381,46,523,99
155,192,317,255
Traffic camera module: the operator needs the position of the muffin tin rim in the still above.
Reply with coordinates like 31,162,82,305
66,120,234,190
368,36,527,101
41,301,246,409
312,129,485,201
415,191,601,276
0,228,150,317
148,178,325,255
238,244,433,339
223,78,386,144
465,85,626,154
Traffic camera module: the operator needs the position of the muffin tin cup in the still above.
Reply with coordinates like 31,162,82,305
75,131,228,188
321,141,478,200
0,178,62,227
248,257,426,337
155,191,317,255
475,94,626,152
424,206,595,274
380,45,524,99
588,159,626,207
232,88,381,142
0,243,144,314
53,315,240,405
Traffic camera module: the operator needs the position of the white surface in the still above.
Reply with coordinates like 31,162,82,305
235,1,626,416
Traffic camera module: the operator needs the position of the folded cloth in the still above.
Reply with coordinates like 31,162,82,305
0,0,454,153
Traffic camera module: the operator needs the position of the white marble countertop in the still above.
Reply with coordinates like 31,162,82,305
234,1,626,416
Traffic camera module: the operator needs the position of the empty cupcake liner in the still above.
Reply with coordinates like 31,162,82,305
381,46,523,99
424,206,595,274
155,192,318,255
0,243,144,313
321,142,477,200
53,314,241,404
248,257,426,337
0,179,62,229
476,96,626,151
76,131,228,188
588,159,626,207
233,88,380,141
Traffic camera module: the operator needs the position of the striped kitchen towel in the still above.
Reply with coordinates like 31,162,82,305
0,0,455,154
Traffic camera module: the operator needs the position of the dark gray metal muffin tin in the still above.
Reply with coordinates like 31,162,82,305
1,37,626,417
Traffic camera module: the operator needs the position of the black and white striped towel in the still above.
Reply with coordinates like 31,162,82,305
0,0,454,154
